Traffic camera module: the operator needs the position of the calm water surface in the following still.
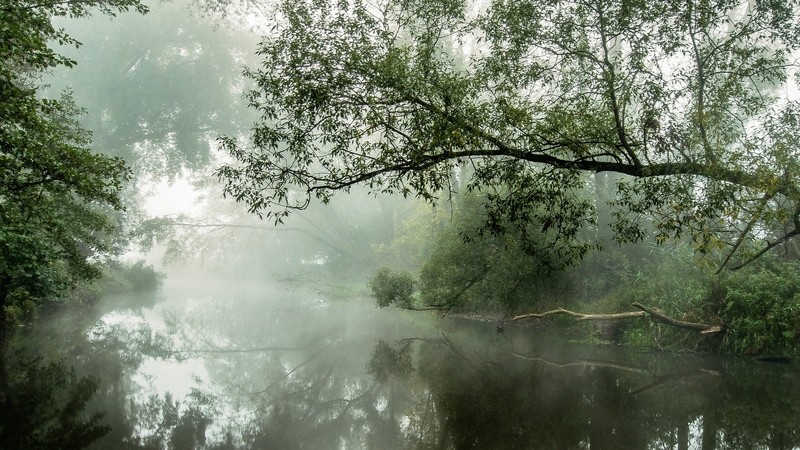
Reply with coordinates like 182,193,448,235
5,279,799,449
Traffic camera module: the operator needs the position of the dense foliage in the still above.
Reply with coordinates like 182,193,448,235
370,191,800,355
0,0,145,339
720,260,800,355
369,267,415,308
417,191,573,311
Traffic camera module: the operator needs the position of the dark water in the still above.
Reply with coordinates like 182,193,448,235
3,279,799,449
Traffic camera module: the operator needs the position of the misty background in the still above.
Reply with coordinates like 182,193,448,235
2,0,800,448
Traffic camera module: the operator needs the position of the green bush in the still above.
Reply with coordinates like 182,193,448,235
721,262,800,355
368,267,415,308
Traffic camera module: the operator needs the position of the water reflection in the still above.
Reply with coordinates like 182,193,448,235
3,281,799,449
0,350,109,450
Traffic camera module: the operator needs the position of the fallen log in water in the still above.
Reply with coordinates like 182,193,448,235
512,308,646,321
512,304,723,334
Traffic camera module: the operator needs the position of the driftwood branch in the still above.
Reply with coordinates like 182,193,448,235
513,304,724,334
630,303,723,334
512,308,646,322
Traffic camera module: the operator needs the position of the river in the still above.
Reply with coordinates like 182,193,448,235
3,278,799,449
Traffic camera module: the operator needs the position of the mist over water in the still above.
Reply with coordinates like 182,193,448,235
4,1,800,449
10,276,791,449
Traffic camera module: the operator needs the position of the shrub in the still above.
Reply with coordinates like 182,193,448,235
721,262,800,355
368,267,415,308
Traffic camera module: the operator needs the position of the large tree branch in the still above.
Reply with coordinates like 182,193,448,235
324,89,799,202
306,144,798,203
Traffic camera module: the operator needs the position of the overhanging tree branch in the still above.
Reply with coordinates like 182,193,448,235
217,0,800,267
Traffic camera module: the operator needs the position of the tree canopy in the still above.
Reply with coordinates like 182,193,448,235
217,0,800,268
0,0,145,335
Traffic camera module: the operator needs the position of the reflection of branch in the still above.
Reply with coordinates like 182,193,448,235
171,330,336,359
629,369,720,395
511,352,651,374
332,383,377,421
513,351,723,395
401,334,472,365
249,346,330,398
170,345,304,357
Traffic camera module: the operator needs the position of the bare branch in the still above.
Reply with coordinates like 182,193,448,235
512,308,646,322
631,303,723,333
513,304,723,335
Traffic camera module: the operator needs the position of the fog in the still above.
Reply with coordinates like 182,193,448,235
3,0,800,448
16,275,798,449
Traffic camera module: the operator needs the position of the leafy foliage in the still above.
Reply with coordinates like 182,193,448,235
219,0,800,267
418,191,574,311
369,267,415,308
0,0,144,333
720,260,800,355
591,244,717,348
586,247,800,355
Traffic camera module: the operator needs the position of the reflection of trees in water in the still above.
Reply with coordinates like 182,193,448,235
108,312,800,449
401,338,800,450
1,304,220,450
0,352,109,450
5,298,799,449
83,296,428,449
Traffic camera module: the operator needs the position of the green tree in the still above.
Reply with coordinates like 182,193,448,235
217,0,800,268
417,191,574,312
0,0,146,345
